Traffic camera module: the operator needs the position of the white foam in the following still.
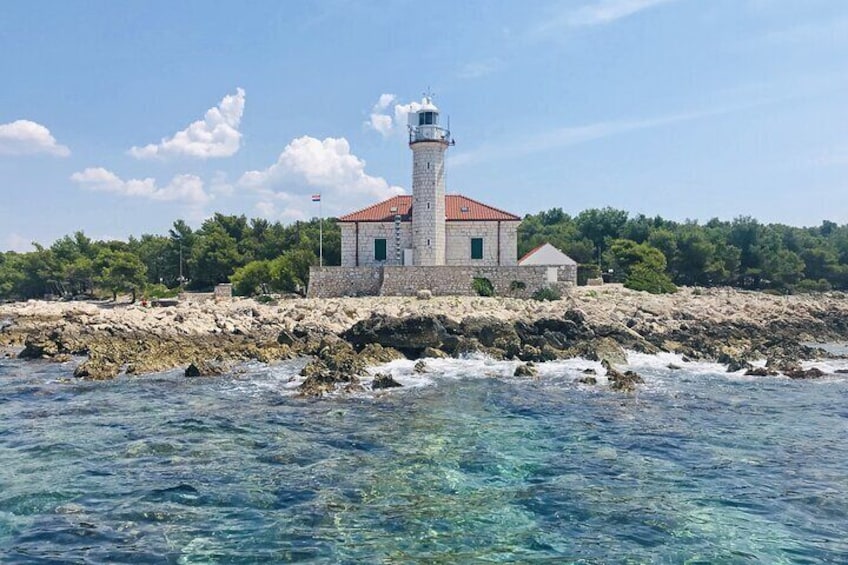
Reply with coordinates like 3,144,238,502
220,347,848,400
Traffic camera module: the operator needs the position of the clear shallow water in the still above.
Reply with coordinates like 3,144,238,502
1,354,848,563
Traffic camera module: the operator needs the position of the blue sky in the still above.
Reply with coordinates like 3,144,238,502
2,0,847,251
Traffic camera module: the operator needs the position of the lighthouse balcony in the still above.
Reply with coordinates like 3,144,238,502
409,125,451,145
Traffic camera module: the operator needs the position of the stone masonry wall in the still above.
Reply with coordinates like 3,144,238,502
444,221,520,266
307,265,575,299
307,267,383,298
341,222,413,267
380,266,551,298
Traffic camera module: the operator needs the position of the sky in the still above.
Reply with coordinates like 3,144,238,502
2,0,847,251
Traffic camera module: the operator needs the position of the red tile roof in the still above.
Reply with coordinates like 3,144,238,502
338,194,521,222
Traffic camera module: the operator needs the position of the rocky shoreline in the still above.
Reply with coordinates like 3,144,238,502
2,285,847,395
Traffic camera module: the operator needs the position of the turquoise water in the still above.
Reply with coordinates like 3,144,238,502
1,354,847,563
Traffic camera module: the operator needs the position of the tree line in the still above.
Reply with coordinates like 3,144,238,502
0,214,338,301
2,207,848,301
519,207,848,293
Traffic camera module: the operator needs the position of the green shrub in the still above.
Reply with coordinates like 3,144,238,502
255,294,277,304
143,283,179,299
531,286,561,301
509,280,526,292
472,277,494,297
624,265,677,294
794,278,832,293
577,264,601,286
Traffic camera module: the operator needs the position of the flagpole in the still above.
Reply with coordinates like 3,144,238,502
318,195,323,268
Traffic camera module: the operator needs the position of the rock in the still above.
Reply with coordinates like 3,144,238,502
413,360,428,374
513,362,538,377
299,369,358,397
718,352,752,373
602,359,643,392
19,334,59,359
343,314,448,353
74,357,120,380
835,369,848,374
358,343,404,365
577,376,597,385
582,368,596,374
666,363,682,370
593,337,628,366
518,344,543,363
185,360,226,377
317,340,366,375
421,347,448,359
276,329,299,346
460,316,521,358
533,314,593,341
784,367,825,380
372,372,403,390
744,366,778,377
415,289,432,300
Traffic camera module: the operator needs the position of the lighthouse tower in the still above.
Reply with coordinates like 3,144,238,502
409,95,451,266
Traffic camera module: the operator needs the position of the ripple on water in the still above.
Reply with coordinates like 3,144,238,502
2,355,848,561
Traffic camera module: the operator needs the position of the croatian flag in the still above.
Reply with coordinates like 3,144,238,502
311,194,321,202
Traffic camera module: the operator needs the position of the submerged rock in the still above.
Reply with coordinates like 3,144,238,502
74,357,120,380
185,360,226,377
602,359,643,392
577,376,597,385
413,360,428,374
513,362,538,377
371,372,403,390
718,352,753,373
744,366,778,377
784,367,825,380
299,369,359,397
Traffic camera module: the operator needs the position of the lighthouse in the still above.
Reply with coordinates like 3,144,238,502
409,95,452,266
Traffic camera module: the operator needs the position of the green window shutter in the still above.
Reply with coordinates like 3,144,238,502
471,238,483,259
375,239,387,261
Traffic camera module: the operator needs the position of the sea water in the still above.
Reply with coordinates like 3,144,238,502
1,353,847,563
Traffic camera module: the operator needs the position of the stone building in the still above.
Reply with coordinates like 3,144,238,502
338,96,521,268
307,96,577,298
518,242,578,287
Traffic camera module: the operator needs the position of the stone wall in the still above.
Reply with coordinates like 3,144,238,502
558,264,577,286
341,222,413,267
445,220,519,266
308,264,576,298
307,267,383,298
380,266,547,297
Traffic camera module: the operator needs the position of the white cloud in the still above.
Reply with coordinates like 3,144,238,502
365,94,424,138
3,233,36,252
535,0,676,34
128,88,245,159
70,167,210,205
456,58,504,79
254,199,308,222
208,171,235,196
0,120,70,157
239,135,404,216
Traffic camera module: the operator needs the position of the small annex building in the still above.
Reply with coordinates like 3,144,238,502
518,242,578,286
